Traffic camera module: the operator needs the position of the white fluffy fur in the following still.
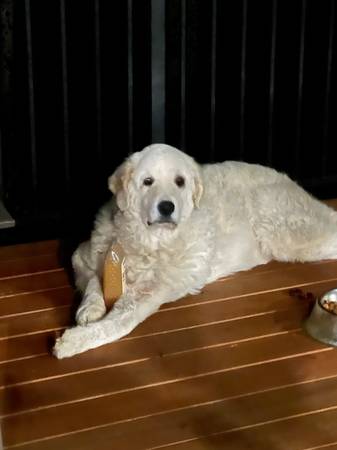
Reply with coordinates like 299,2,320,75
54,144,337,358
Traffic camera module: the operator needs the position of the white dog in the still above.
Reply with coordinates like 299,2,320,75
54,144,337,358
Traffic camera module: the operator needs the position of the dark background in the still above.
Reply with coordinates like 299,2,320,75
0,0,336,245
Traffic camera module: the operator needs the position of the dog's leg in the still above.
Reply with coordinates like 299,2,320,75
75,276,106,325
72,239,110,325
54,289,178,359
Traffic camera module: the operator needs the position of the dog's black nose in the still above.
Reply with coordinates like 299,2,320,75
158,201,175,216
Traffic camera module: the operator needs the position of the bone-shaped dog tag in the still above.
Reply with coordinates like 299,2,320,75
103,243,125,310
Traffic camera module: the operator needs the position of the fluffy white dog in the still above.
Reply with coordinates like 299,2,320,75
54,144,337,358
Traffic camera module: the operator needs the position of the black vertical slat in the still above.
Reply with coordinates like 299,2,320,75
267,0,277,166
0,128,3,198
94,0,102,164
180,0,186,151
128,0,152,152
0,127,14,227
210,0,217,161
239,0,248,160
322,0,335,177
24,0,37,194
151,0,166,143
127,0,134,154
294,0,307,173
60,0,70,190
165,0,183,150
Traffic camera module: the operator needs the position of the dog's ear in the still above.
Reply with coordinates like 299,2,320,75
108,160,133,194
192,166,203,208
108,159,134,211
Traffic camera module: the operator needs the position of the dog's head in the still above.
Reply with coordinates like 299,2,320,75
108,144,203,232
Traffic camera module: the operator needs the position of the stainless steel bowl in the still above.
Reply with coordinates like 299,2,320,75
305,288,337,346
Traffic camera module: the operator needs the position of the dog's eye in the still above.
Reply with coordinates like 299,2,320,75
143,177,154,186
175,176,185,188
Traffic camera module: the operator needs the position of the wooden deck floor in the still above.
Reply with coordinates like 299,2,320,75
3,212,337,448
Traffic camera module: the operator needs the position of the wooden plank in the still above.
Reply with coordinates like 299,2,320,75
0,266,333,365
0,287,74,318
0,265,333,356
0,331,56,363
0,279,313,363
304,445,337,450
139,281,320,338
0,304,324,388
0,309,307,415
0,275,333,364
4,360,337,448
12,426,337,450
0,241,59,262
0,288,299,363
150,408,337,450
0,280,309,340
0,306,72,339
9,351,337,450
0,332,331,444
0,254,63,279
0,271,70,298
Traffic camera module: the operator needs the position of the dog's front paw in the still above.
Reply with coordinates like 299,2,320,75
53,326,87,359
76,301,106,326
53,322,106,359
